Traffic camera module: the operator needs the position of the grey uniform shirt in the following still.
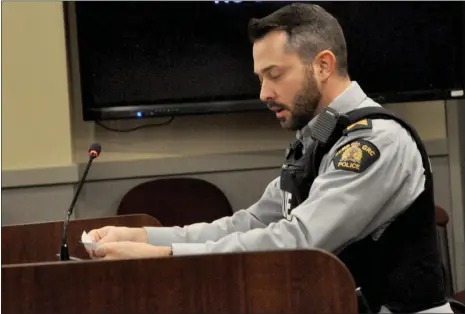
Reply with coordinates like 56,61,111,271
144,81,425,256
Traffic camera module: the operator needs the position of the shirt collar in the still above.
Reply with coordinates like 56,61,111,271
296,81,368,140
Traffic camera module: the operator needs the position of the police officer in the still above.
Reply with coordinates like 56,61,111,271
86,3,453,313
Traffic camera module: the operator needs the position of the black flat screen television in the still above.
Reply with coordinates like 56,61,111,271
65,1,465,121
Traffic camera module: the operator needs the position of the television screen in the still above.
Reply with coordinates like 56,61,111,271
67,1,465,121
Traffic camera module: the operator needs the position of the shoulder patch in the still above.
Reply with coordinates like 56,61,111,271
332,139,380,173
343,119,373,135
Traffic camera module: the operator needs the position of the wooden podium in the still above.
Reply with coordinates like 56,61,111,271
2,215,358,313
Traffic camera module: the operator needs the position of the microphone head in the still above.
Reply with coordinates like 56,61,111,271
88,143,102,158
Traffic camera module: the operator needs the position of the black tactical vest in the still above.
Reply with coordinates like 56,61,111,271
280,106,446,313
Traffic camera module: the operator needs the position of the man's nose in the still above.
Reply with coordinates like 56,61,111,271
259,82,276,102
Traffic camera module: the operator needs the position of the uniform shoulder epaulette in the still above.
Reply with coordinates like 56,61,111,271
343,119,373,135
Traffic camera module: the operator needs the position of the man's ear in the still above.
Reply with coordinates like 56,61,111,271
313,49,337,82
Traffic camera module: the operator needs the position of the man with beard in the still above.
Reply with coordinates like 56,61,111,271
85,3,453,313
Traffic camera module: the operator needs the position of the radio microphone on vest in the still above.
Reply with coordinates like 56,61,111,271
59,143,101,261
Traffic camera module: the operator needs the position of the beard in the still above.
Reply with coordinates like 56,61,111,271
268,67,322,131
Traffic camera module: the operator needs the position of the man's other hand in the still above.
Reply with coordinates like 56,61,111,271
92,242,172,260
87,226,148,243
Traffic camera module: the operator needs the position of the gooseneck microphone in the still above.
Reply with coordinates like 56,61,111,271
60,143,102,261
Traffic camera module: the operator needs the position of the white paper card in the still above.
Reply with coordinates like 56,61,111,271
80,231,99,249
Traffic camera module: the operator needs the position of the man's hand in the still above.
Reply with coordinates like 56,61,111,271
84,226,148,257
87,226,148,243
92,242,172,260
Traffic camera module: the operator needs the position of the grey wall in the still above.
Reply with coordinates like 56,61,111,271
2,150,285,224
444,100,465,292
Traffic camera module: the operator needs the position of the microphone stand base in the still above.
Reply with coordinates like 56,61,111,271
60,244,70,261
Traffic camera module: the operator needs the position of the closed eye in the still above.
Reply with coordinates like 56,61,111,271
269,74,282,81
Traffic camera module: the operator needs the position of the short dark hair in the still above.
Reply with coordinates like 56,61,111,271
248,3,348,76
